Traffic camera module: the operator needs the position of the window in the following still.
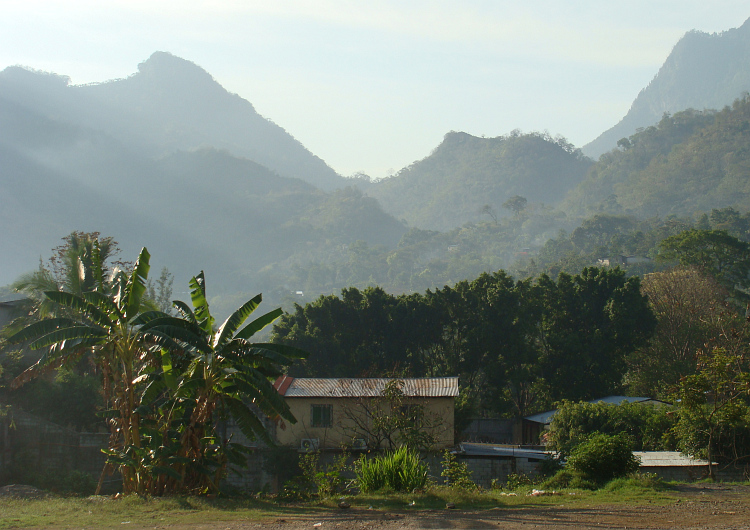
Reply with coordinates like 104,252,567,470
311,404,333,428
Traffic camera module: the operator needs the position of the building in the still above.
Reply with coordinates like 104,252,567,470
454,442,551,488
273,376,458,451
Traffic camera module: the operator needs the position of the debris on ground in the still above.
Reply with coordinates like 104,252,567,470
0,484,49,500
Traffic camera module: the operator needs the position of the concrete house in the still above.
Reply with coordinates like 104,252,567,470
273,376,458,451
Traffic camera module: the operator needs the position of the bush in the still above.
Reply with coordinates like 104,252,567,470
567,433,640,484
505,473,533,490
440,451,477,490
539,469,597,490
355,447,429,493
547,400,676,457
603,472,667,492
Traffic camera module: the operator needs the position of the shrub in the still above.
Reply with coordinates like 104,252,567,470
440,451,477,490
537,456,563,477
547,400,676,457
355,446,429,493
539,469,597,490
603,472,667,492
505,473,533,490
567,433,640,484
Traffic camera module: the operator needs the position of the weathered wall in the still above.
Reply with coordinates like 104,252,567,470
459,456,544,489
276,396,454,450
0,409,117,492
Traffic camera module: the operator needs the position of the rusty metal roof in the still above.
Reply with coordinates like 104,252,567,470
274,377,459,398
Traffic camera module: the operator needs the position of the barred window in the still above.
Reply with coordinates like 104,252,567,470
311,404,333,428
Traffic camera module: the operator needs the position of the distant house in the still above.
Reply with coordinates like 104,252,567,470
597,255,653,267
273,376,458,451
522,396,668,445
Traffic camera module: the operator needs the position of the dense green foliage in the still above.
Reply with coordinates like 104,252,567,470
5,241,302,495
354,446,430,493
657,229,750,295
673,347,750,476
567,433,641,485
546,401,676,457
571,96,750,217
368,131,592,231
273,267,655,418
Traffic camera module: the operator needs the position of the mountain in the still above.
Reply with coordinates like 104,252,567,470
366,131,593,231
583,17,750,159
0,58,406,316
564,96,750,217
0,52,346,191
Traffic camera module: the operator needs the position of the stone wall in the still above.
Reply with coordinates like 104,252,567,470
459,456,544,489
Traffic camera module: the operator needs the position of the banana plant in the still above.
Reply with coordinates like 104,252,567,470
136,271,306,493
8,247,165,493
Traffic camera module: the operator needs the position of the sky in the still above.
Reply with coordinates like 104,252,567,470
1,1,749,179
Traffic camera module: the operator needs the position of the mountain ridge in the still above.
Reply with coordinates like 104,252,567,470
583,17,750,159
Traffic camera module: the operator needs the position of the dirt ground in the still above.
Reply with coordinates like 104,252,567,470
4,483,750,529
204,484,750,530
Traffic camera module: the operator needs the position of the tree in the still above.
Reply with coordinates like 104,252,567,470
546,400,676,458
536,267,656,402
567,433,641,484
627,267,742,397
146,266,174,314
502,195,528,216
479,204,498,224
8,232,124,325
674,347,750,479
658,229,750,296
9,247,157,493
133,271,304,494
8,248,303,495
334,379,445,451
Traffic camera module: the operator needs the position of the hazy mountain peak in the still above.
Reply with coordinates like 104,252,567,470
0,65,70,86
583,16,750,159
131,51,232,100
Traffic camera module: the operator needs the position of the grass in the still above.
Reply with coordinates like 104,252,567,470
0,478,683,529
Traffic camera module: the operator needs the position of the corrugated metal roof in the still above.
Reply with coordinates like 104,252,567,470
457,443,551,460
276,377,459,398
634,451,713,467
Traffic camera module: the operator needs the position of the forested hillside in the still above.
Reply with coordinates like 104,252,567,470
366,131,592,231
0,101,405,317
584,17,750,158
565,96,750,217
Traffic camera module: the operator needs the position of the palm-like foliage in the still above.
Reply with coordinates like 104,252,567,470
9,248,158,492
135,272,304,493
8,252,304,495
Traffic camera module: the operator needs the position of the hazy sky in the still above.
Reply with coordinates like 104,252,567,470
1,1,748,178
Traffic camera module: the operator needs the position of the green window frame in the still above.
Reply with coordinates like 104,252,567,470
311,404,333,428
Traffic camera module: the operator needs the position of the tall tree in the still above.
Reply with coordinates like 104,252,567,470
536,267,656,402
658,229,750,297
627,267,742,397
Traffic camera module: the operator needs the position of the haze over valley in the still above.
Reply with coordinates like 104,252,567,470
3,13,750,318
